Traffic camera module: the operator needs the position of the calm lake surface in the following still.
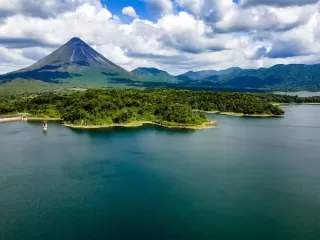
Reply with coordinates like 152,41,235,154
1,105,320,240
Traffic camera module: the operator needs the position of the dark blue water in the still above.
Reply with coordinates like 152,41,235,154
1,105,320,240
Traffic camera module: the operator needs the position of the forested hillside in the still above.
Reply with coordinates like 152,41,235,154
132,64,320,91
0,89,286,127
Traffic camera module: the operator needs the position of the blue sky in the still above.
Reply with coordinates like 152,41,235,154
0,0,319,74
102,0,241,21
101,0,149,19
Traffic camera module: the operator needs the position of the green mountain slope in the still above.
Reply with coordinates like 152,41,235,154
174,64,320,91
202,64,320,91
178,67,243,80
178,70,218,80
131,67,179,84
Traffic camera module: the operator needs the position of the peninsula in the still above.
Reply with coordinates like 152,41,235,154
0,89,287,129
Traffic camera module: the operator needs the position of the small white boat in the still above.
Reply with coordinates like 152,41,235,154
43,121,48,131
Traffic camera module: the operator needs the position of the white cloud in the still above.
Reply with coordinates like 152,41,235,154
143,0,173,16
122,6,138,18
156,12,227,53
265,10,320,58
0,0,319,76
240,0,319,8
0,3,113,45
214,4,317,33
0,0,101,18
175,0,235,21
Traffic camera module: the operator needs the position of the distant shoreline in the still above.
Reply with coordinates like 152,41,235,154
0,116,216,130
64,120,216,130
273,103,320,108
197,110,284,118
219,112,284,118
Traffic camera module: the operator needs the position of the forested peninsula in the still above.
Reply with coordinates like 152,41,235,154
0,89,307,129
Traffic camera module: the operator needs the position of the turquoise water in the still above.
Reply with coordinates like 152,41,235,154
1,105,320,240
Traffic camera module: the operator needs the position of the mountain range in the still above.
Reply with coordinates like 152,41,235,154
1,37,320,92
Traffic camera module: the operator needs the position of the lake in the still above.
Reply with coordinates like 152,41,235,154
1,105,320,240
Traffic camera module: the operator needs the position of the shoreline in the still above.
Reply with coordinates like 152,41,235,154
219,112,284,118
64,120,216,130
0,116,22,123
198,110,284,118
279,103,320,106
0,116,215,130
0,115,62,123
27,117,61,121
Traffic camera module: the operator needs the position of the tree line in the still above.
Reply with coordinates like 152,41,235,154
0,89,300,126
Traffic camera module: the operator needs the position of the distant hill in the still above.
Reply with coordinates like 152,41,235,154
178,70,218,80
202,64,320,91
175,65,320,91
0,37,137,88
178,67,243,80
131,67,179,84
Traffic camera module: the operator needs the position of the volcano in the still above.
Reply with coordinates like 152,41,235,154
0,37,136,88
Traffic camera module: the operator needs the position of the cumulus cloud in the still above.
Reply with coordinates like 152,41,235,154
214,4,317,33
143,0,173,16
265,40,306,58
122,6,138,18
0,37,58,49
156,12,226,53
0,0,101,18
0,0,319,75
175,0,318,36
21,47,53,61
176,0,235,21
240,0,319,8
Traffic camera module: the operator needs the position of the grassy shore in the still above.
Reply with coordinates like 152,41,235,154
64,120,216,130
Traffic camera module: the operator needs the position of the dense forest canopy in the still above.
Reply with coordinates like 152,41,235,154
1,89,316,126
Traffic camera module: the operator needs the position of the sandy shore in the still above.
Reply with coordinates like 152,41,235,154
0,116,62,123
27,117,61,121
64,120,216,130
193,110,220,114
0,117,23,123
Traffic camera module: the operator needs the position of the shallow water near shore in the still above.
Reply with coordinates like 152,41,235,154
1,105,320,240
